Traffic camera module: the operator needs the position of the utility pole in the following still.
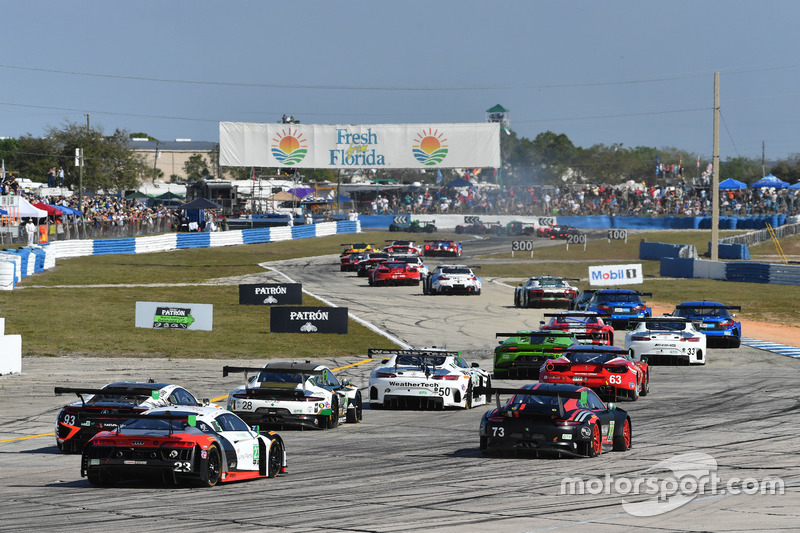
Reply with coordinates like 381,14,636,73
85,113,90,131
75,148,84,214
762,141,766,178
711,72,720,262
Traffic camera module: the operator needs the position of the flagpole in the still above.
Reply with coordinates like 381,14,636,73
711,72,720,262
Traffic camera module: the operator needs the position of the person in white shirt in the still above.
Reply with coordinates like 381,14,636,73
25,219,37,245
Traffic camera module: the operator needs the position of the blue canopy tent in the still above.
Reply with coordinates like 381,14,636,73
751,173,789,188
444,178,473,188
177,197,222,230
788,181,800,190
47,204,82,216
718,178,746,190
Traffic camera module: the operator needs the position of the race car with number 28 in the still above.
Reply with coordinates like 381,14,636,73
224,363,362,430
369,349,491,410
81,406,286,487
478,383,632,457
55,382,210,453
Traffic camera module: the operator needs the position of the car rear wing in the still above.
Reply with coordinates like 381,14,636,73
368,348,460,358
544,312,606,318
628,317,696,324
55,386,163,406
474,386,589,417
495,331,575,338
674,304,741,311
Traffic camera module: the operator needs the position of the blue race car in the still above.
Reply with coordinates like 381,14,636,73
672,301,742,348
579,289,652,329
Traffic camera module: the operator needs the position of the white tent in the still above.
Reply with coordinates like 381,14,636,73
17,196,48,218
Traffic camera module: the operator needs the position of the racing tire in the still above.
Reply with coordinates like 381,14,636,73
425,225,435,233
640,371,649,397
325,396,340,429
485,378,493,403
613,418,632,452
476,289,481,296
729,337,741,349
267,438,284,478
199,444,222,487
464,384,473,410
514,292,520,308
389,224,399,232
586,423,602,457
87,468,115,487
346,393,363,423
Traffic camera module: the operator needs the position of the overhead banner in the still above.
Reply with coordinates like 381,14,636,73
239,283,302,305
270,306,348,334
588,264,644,286
219,122,500,169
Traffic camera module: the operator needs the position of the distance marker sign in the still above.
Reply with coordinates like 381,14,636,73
135,302,213,331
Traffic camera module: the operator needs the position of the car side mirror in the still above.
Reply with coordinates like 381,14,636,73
202,398,211,406
381,359,389,364
341,379,351,387
471,362,480,368
607,402,616,411
731,313,736,318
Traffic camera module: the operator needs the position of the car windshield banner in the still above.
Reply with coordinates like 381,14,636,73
270,306,348,334
219,122,500,169
135,302,213,331
588,263,643,286
239,283,302,305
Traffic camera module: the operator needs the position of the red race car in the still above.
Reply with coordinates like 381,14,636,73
356,252,390,277
423,240,462,257
369,260,422,286
340,252,368,272
539,345,649,401
541,312,615,345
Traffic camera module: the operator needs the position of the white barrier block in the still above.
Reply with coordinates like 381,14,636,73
0,319,22,374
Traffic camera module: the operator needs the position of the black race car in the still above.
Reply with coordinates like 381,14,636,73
478,383,631,458
55,382,208,453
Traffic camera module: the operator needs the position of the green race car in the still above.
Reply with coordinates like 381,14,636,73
493,330,577,379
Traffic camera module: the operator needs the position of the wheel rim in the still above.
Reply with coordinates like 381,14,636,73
592,424,602,455
356,395,363,420
208,447,221,485
623,419,631,448
268,441,282,477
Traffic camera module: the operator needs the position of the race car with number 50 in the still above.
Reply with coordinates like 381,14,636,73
224,363,362,430
81,406,286,487
369,349,491,410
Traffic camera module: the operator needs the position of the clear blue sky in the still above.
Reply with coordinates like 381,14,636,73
3,0,800,162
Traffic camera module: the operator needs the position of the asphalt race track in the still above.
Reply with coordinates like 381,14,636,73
1,237,798,532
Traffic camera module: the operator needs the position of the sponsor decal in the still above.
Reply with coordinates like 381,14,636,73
290,311,329,321
330,128,386,166
412,128,449,166
300,322,318,332
271,128,308,165
124,460,148,465
201,450,207,459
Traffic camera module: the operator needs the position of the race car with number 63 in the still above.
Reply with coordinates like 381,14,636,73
81,406,286,487
369,349,491,410
224,363,362,430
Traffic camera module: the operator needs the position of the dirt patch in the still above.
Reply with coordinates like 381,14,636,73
650,301,800,348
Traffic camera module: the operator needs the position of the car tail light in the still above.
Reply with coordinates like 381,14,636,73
302,396,325,401
604,365,628,373
530,290,544,297
719,320,734,327
631,335,650,341
425,245,431,250
469,277,477,281
597,305,610,311
375,372,396,378
438,276,449,281
91,439,116,446
487,416,505,423
683,337,700,342
633,305,645,311
433,375,459,380
162,441,195,448
555,420,582,426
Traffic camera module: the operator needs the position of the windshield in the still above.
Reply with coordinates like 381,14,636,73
598,293,642,304
508,394,560,409
382,262,407,269
565,352,619,363
551,316,601,326
442,268,471,275
646,321,687,331
256,371,305,384
122,416,209,433
396,354,447,367
675,307,731,319
88,393,154,405
510,333,562,345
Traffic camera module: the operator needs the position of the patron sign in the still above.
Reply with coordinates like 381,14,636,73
239,283,302,305
135,302,213,331
270,306,348,334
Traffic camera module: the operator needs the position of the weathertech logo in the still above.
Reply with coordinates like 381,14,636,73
412,128,448,166
271,128,308,165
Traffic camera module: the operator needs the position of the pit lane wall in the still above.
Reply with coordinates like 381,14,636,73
0,221,360,290
358,214,792,231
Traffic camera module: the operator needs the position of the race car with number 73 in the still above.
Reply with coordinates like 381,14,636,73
369,349,491,410
81,406,286,487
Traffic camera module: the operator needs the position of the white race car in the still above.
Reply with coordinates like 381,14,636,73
514,276,579,308
368,349,491,409
625,317,707,365
224,363,362,430
391,254,429,277
422,264,481,295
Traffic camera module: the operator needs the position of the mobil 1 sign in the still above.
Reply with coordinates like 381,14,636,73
588,263,643,286
239,283,302,305
270,307,349,334
135,302,213,331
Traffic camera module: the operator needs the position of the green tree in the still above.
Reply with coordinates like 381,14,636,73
184,154,210,181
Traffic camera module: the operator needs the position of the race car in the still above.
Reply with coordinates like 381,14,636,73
578,289,652,328
340,242,376,256
224,362,362,430
340,252,368,272
493,330,577,379
549,225,581,240
388,219,437,233
672,301,742,348
455,219,502,235
478,383,632,457
355,252,390,277
54,382,209,453
513,276,579,308
391,254,429,277
369,260,422,286
81,406,287,487
423,240,462,257
569,289,597,310
539,345,649,401
383,240,422,256
625,317,706,365
536,225,554,238
368,348,491,410
422,264,481,295
541,311,614,345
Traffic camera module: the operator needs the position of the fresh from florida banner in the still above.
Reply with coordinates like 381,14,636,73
219,122,500,169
